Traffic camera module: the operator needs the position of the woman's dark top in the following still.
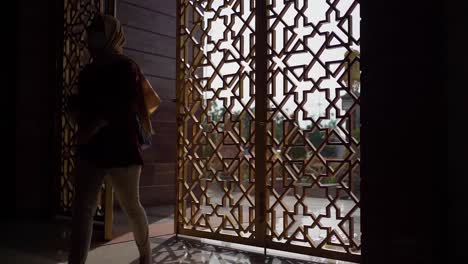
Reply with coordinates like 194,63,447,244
71,55,144,168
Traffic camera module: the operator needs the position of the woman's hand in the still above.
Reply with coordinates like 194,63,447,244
76,119,109,145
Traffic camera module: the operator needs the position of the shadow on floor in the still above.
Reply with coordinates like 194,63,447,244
0,219,70,263
0,218,338,264
110,205,174,243
129,235,324,264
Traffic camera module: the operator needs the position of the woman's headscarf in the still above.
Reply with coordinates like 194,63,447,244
87,14,126,56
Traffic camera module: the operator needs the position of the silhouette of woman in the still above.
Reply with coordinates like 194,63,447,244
67,13,160,264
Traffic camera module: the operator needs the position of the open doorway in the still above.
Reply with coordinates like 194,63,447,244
175,0,360,262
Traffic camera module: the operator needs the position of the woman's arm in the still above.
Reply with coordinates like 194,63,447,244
72,67,109,145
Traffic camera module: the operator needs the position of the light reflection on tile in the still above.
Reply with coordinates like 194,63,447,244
143,236,356,264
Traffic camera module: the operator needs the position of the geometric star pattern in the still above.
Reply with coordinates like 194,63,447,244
176,0,257,240
177,0,360,262
265,0,361,259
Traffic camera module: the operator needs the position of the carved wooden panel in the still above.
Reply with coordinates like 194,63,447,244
176,0,361,261
265,0,360,259
176,0,257,241
59,0,106,220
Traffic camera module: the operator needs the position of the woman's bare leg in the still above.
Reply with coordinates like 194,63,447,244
107,165,151,263
68,161,107,264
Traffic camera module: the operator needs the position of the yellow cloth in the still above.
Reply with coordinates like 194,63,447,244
142,79,160,115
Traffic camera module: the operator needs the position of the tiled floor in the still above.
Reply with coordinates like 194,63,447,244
0,205,356,264
0,232,353,264
87,235,355,264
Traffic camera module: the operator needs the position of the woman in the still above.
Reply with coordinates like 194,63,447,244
68,14,160,264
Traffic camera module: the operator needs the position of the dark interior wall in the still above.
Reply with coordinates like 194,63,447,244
15,0,58,218
446,2,468,263
361,1,446,263
117,0,177,205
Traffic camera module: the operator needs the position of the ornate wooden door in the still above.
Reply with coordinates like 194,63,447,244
176,0,361,262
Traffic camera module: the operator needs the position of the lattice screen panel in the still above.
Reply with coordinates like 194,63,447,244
176,0,257,241
59,0,107,220
177,0,361,262
265,0,361,258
